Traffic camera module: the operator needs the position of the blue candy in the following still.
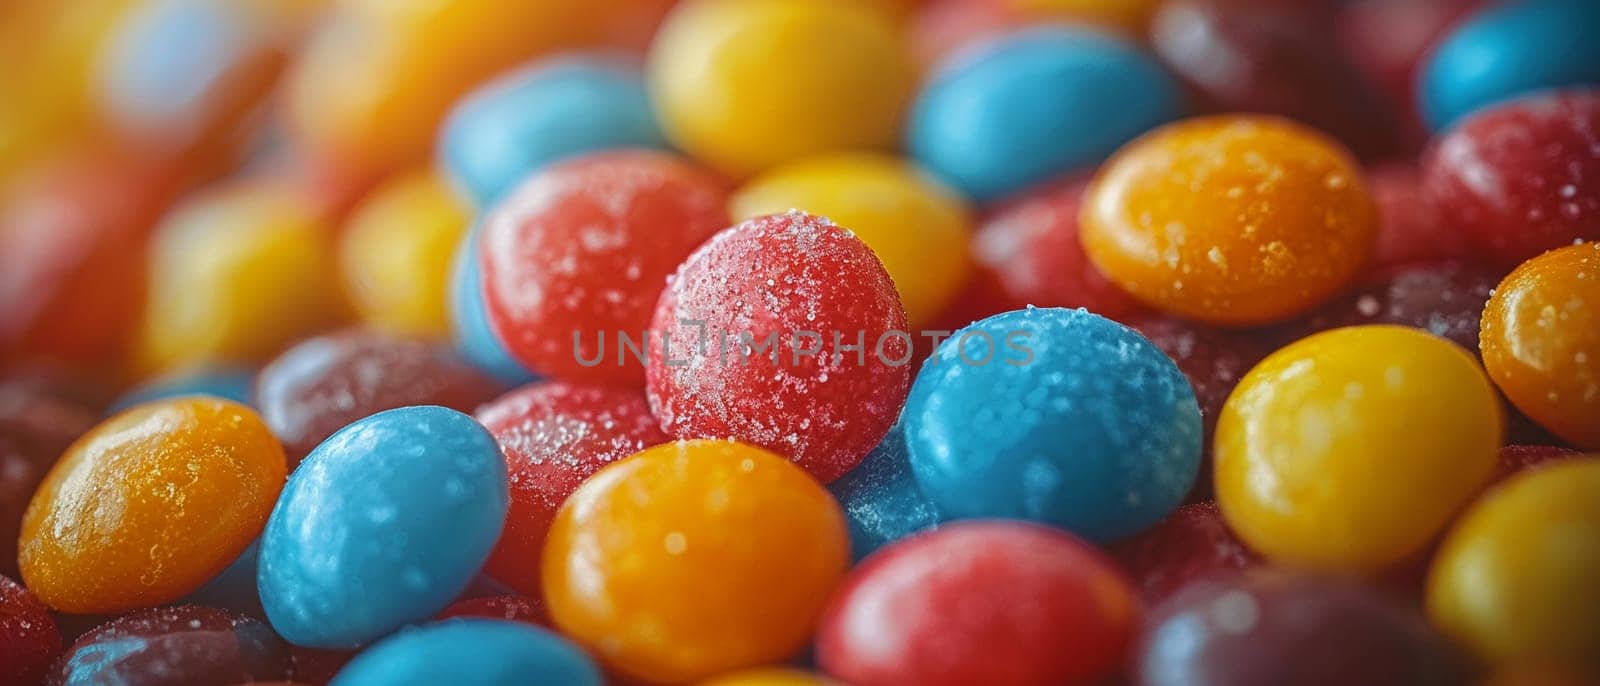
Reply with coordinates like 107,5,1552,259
109,366,255,413
903,308,1201,542
907,27,1183,201
449,226,539,386
1420,0,1600,130
258,406,509,648
330,619,603,686
827,424,945,561
440,55,667,207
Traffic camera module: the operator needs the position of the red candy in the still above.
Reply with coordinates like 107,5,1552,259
255,330,500,463
47,606,292,686
1111,501,1258,603
1422,89,1600,267
1336,0,1482,148
481,150,730,386
1367,163,1474,267
0,366,105,578
474,381,667,595
1,574,60,686
817,522,1139,686
648,211,911,483
437,594,547,626
1294,261,1499,355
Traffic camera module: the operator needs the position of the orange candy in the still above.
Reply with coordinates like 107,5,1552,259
1480,242,1600,450
19,397,287,614
1081,116,1377,325
543,440,849,683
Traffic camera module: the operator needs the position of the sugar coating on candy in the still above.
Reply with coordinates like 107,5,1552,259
48,605,292,686
647,211,911,483
481,150,728,385
1294,261,1499,355
474,381,666,594
1110,501,1257,603
826,424,944,561
437,594,547,626
1423,89,1600,267
0,574,60,686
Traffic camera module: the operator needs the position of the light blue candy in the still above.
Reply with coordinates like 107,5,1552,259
109,366,255,414
904,308,1201,542
259,406,509,649
908,27,1184,201
440,55,666,207
330,619,602,686
827,423,945,561
1420,0,1600,130
449,226,539,386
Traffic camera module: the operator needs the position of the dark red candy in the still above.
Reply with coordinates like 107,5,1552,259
0,366,106,577
1,574,61,686
1294,261,1498,354
1422,89,1600,267
1366,163,1474,267
1336,0,1483,148
1111,502,1258,604
474,381,666,595
817,521,1140,686
286,646,354,686
1136,572,1473,686
255,329,501,463
47,606,291,686
436,595,546,626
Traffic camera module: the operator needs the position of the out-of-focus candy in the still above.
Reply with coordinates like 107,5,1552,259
704,668,839,686
1336,0,1482,146
135,180,345,375
1294,261,1499,355
20,397,285,614
340,169,471,339
481,150,729,386
1421,90,1600,267
449,226,540,386
0,366,106,578
0,574,60,686
47,605,292,686
544,440,848,683
473,381,667,595
182,540,264,619
255,330,500,465
1480,241,1600,450
1216,325,1503,574
1136,572,1471,686
110,365,257,413
1082,116,1378,325
1428,459,1600,675
731,152,973,327
1418,0,1600,130
648,0,914,178
437,595,546,626
1111,501,1257,603
905,308,1201,541
909,27,1183,201
908,0,1027,71
1365,162,1472,267
327,619,602,686
258,407,508,649
827,424,944,561
647,211,912,483
440,55,666,207
1490,445,1584,489
817,521,1140,686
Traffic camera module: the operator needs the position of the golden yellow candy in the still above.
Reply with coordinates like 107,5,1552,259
731,152,972,326
339,168,469,339
1215,325,1503,574
648,0,914,178
137,181,345,374
701,668,840,685
1428,458,1600,675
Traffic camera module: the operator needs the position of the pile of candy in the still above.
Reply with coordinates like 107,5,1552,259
2,0,1598,684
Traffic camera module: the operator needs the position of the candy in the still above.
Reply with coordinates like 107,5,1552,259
647,0,913,178
1418,0,1600,130
1421,90,1600,268
440,55,665,206
730,152,973,327
0,367,105,578
0,574,60,686
1480,241,1600,450
1111,501,1257,603
1427,458,1600,674
110,365,256,412
473,381,667,595
1081,116,1378,325
704,668,839,686
47,605,292,686
647,211,911,483
437,595,546,626
340,169,471,340
1365,163,1472,267
183,540,264,618
904,307,1201,541
1293,261,1499,355
19,397,285,613
1336,0,1482,146
1215,325,1504,574
327,619,601,686
1136,572,1471,686
258,406,507,649
1490,445,1584,489
816,521,1140,686
909,26,1183,201
826,423,944,561
481,150,729,386
449,226,540,386
544,440,848,683
255,330,500,464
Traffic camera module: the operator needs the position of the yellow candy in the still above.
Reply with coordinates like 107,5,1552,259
647,0,914,179
1428,458,1600,675
339,168,469,339
730,152,972,326
701,668,840,685
136,181,345,375
1215,325,1503,574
